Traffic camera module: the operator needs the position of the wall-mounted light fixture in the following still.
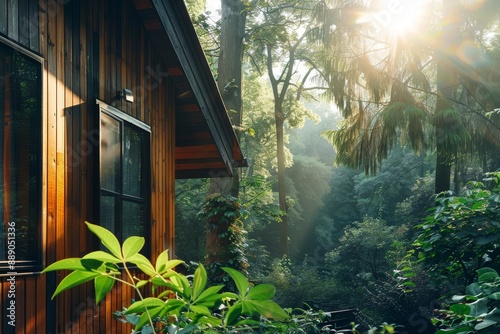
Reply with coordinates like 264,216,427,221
117,88,134,103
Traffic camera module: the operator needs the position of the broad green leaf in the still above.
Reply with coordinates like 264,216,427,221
452,295,466,302
127,253,155,276
163,299,186,314
135,280,149,289
247,284,275,300
125,297,166,314
94,274,115,304
192,264,207,301
194,285,224,306
189,304,211,316
475,319,497,331
477,267,498,277
155,249,169,273
466,282,482,296
479,272,498,283
135,305,165,331
469,297,488,317
246,299,289,320
52,270,100,299
225,303,243,326
42,258,101,272
489,292,500,300
485,308,500,322
85,222,122,259
435,326,474,334
450,303,471,316
122,236,145,260
83,251,121,264
222,267,248,297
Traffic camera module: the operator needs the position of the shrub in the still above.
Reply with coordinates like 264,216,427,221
42,222,288,333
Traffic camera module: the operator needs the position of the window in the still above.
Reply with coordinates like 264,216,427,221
0,41,42,269
98,102,150,245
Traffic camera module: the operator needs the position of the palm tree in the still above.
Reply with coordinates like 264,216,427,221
322,0,500,193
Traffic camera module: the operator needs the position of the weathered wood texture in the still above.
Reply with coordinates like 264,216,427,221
0,0,176,332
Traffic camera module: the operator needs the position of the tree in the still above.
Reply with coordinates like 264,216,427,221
325,217,401,282
321,0,500,193
246,0,331,256
210,0,249,197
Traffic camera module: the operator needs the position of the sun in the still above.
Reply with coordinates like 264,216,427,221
369,0,428,38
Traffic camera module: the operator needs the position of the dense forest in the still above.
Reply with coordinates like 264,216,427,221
175,0,500,333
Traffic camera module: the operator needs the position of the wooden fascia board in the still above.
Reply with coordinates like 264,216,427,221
151,0,246,175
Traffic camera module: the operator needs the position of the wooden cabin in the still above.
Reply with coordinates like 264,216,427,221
0,0,245,332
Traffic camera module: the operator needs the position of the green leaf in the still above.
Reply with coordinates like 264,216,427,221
477,267,498,277
247,284,275,300
94,274,115,304
192,264,207,301
466,282,482,296
127,253,155,276
83,251,121,264
475,319,497,331
42,258,102,272
450,303,471,316
435,325,474,334
246,300,289,320
189,304,212,316
225,303,243,326
135,280,149,289
479,272,498,283
194,285,224,306
485,308,500,322
155,249,169,273
52,271,100,299
122,236,145,260
85,222,122,259
489,292,500,300
222,267,248,297
125,297,166,314
135,305,165,331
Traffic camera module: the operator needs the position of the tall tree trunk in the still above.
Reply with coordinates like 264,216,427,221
275,107,289,257
207,0,247,272
434,0,461,194
209,0,246,197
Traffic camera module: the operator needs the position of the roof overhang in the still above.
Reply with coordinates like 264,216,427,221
132,0,246,178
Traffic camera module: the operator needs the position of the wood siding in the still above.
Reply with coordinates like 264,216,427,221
0,0,176,332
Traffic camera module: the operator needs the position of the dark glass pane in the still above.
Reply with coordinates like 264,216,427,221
100,195,116,234
123,125,145,198
0,44,41,262
122,201,145,240
100,113,120,192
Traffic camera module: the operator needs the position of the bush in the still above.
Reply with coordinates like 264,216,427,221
42,222,288,333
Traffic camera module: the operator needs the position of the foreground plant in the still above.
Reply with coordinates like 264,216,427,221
42,222,288,333
433,267,500,334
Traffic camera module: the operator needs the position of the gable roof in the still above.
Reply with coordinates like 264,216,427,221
132,0,246,178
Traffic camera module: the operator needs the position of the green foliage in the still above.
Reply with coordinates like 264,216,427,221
412,172,500,285
42,222,289,333
265,257,339,309
325,217,405,282
199,194,249,287
433,267,500,334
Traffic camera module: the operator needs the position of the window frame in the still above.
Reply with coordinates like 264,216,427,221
0,36,43,273
96,100,151,252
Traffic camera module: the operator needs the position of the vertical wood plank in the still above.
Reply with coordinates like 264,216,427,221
18,0,29,47
36,273,47,334
0,0,6,35
29,0,39,52
7,0,18,41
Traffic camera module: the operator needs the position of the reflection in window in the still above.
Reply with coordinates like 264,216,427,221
0,42,41,266
99,107,150,244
